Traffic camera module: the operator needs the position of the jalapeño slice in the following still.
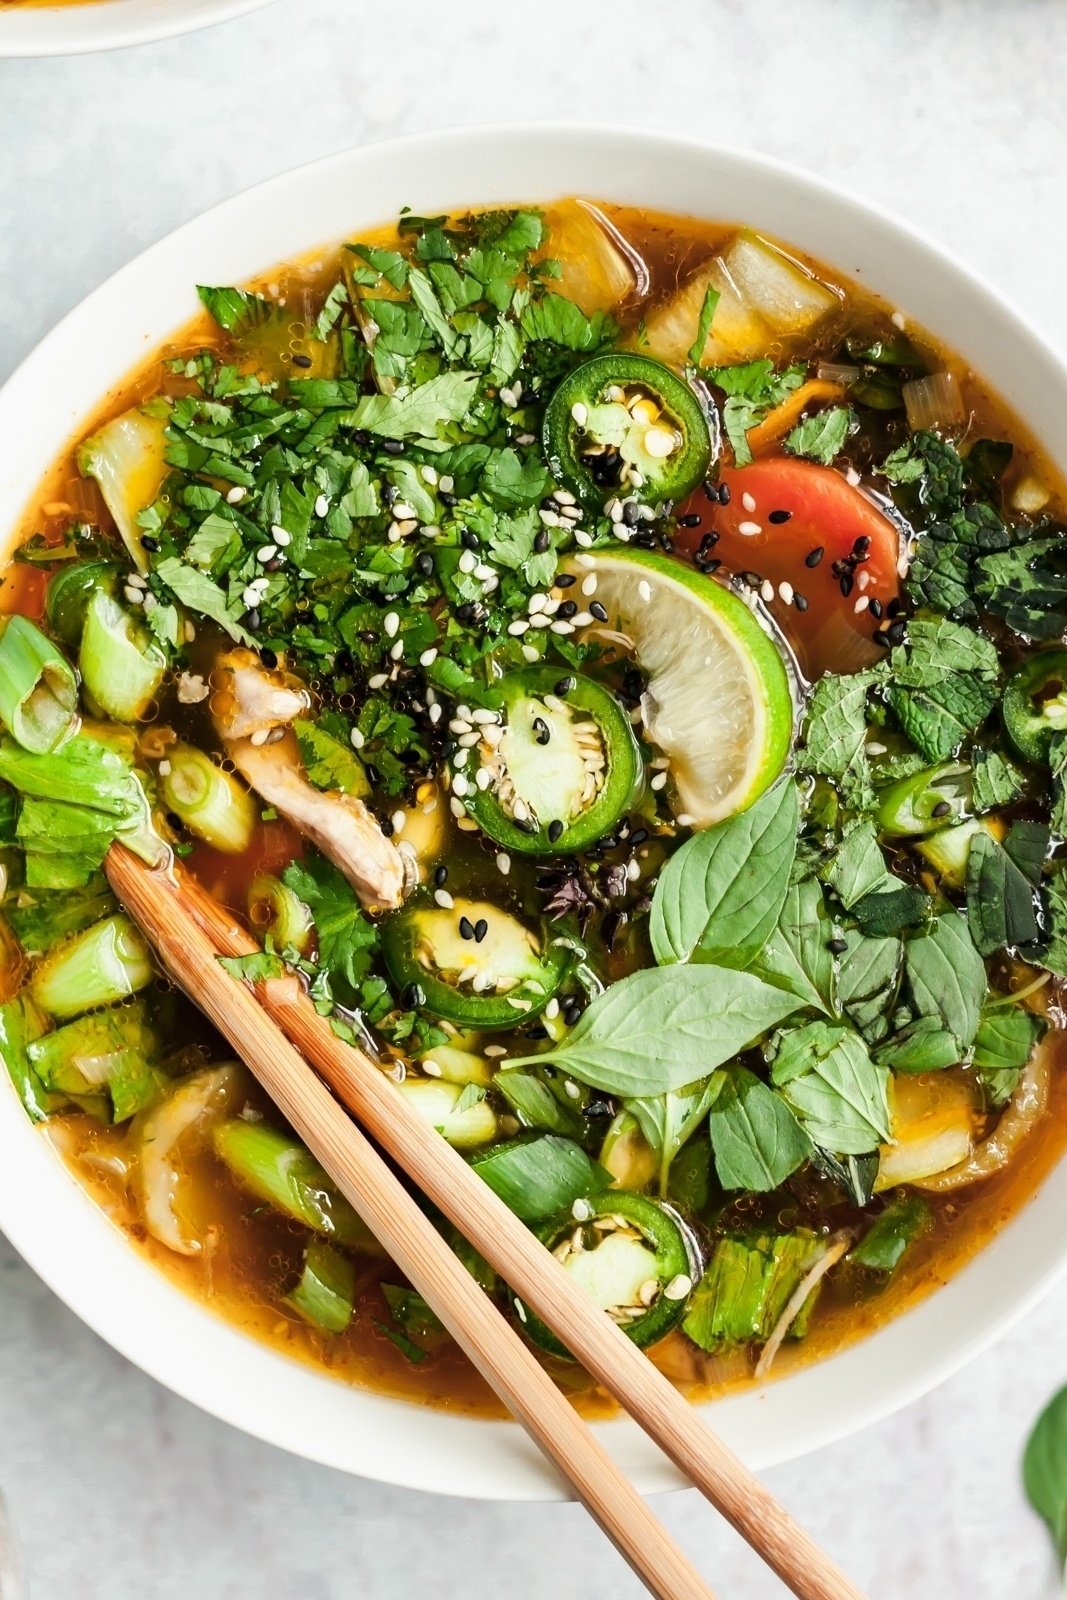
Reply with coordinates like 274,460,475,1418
1003,650,1067,764
451,666,641,855
381,892,569,1030
521,1190,698,1356
544,353,712,509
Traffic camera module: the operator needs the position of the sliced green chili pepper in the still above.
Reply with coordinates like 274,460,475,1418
380,892,569,1030
521,1189,698,1356
452,667,640,855
876,761,970,837
1003,650,1067,764
543,353,712,508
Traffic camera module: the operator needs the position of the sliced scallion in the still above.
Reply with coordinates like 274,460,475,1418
160,745,258,854
29,913,153,1020
0,615,78,755
469,1134,607,1221
79,589,166,723
285,1239,356,1334
0,992,63,1123
212,1119,381,1253
247,872,314,955
27,999,163,1123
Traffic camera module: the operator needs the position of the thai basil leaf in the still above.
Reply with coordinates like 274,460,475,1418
650,780,797,967
973,1005,1044,1108
770,1020,890,1155
826,819,897,909
708,1068,812,1192
904,913,985,1048
874,1015,961,1075
810,1148,879,1207
1023,1385,1067,1575
626,1079,720,1195
516,965,802,1097
752,877,835,1014
836,931,902,1043
965,832,1042,957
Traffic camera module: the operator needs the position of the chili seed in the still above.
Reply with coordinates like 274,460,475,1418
548,819,564,843
458,916,476,940
805,546,824,568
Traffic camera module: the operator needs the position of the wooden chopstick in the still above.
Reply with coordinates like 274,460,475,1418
105,845,716,1600
107,845,867,1600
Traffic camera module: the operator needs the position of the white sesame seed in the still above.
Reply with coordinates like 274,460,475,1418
742,492,757,513
391,810,406,834
123,585,142,606
473,563,495,582
779,581,794,605
891,310,906,330
256,545,277,563
528,593,548,614
475,767,492,791
530,613,552,628
581,574,598,596
650,772,667,791
512,798,530,822
761,578,775,603
418,647,437,667
574,530,594,548
393,519,418,537
550,619,575,635
448,796,465,818
420,465,438,486
452,774,469,797
854,595,870,614
846,466,862,487
392,501,417,522
570,611,593,627
608,499,624,523
867,741,888,756
570,401,588,427
368,672,389,689
626,858,641,882
675,812,695,828
429,702,442,725
508,618,530,636
126,572,146,590
458,549,477,574
226,486,246,505
314,494,330,518
563,1080,581,1100
421,1059,442,1077
390,639,404,660
571,1197,593,1221
484,1044,508,1058
439,475,454,494
539,509,561,529
521,644,540,663
274,528,292,547
471,709,499,725
514,1299,528,1324
157,759,171,777
638,579,652,603
495,851,511,876
241,585,261,608
384,611,400,637
249,727,269,747
458,731,480,749
858,570,871,591
738,520,762,537
434,889,455,910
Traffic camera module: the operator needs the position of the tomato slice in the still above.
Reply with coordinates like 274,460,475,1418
674,457,904,679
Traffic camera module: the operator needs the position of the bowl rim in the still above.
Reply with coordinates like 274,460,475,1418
0,0,277,58
2,121,1067,1500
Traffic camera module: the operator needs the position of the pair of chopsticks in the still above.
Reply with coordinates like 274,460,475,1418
106,843,866,1600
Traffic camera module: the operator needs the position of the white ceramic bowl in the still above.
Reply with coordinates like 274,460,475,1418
2,126,1066,1501
0,0,277,58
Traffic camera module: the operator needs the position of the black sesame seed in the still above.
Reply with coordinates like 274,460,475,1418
557,599,578,620
931,800,952,818
629,826,648,846
140,535,160,553
768,509,792,525
460,527,480,551
365,763,381,785
555,675,576,696
259,647,278,669
382,484,398,506
852,535,871,556
458,916,476,941
869,597,884,620
793,592,809,612
702,480,719,501
622,501,639,528
873,629,892,649
805,546,824,568
548,819,564,843
601,909,626,949
382,439,405,456
401,982,426,1009
524,1024,549,1041
438,489,457,507
291,352,313,369
697,556,722,574
556,573,576,588
828,937,848,955
678,512,702,527
840,573,854,598
474,917,488,943
245,608,261,631
718,482,732,505
887,598,904,618
589,600,608,623
533,717,551,746
514,815,538,833
698,530,720,553
563,1001,583,1027
417,551,435,577
885,619,907,645
584,1098,613,1119
381,818,394,838
434,865,448,887
534,528,551,554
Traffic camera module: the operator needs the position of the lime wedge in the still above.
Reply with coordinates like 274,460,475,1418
565,547,793,826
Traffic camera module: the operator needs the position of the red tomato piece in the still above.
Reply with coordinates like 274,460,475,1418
675,457,904,679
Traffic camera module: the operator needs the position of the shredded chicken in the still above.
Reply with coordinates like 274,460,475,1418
211,648,310,741
211,650,405,911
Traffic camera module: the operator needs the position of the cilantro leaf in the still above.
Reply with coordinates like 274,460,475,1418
219,952,286,983
153,558,254,645
479,448,552,509
687,285,720,367
347,372,478,441
281,853,378,988
313,282,348,342
196,285,273,334
784,407,854,466
294,720,369,797
519,294,616,352
705,361,805,467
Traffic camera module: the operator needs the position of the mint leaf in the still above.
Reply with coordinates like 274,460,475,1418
784,406,853,465
770,1019,891,1155
709,1068,811,1192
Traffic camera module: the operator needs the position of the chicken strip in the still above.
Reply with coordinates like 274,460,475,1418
212,650,406,912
